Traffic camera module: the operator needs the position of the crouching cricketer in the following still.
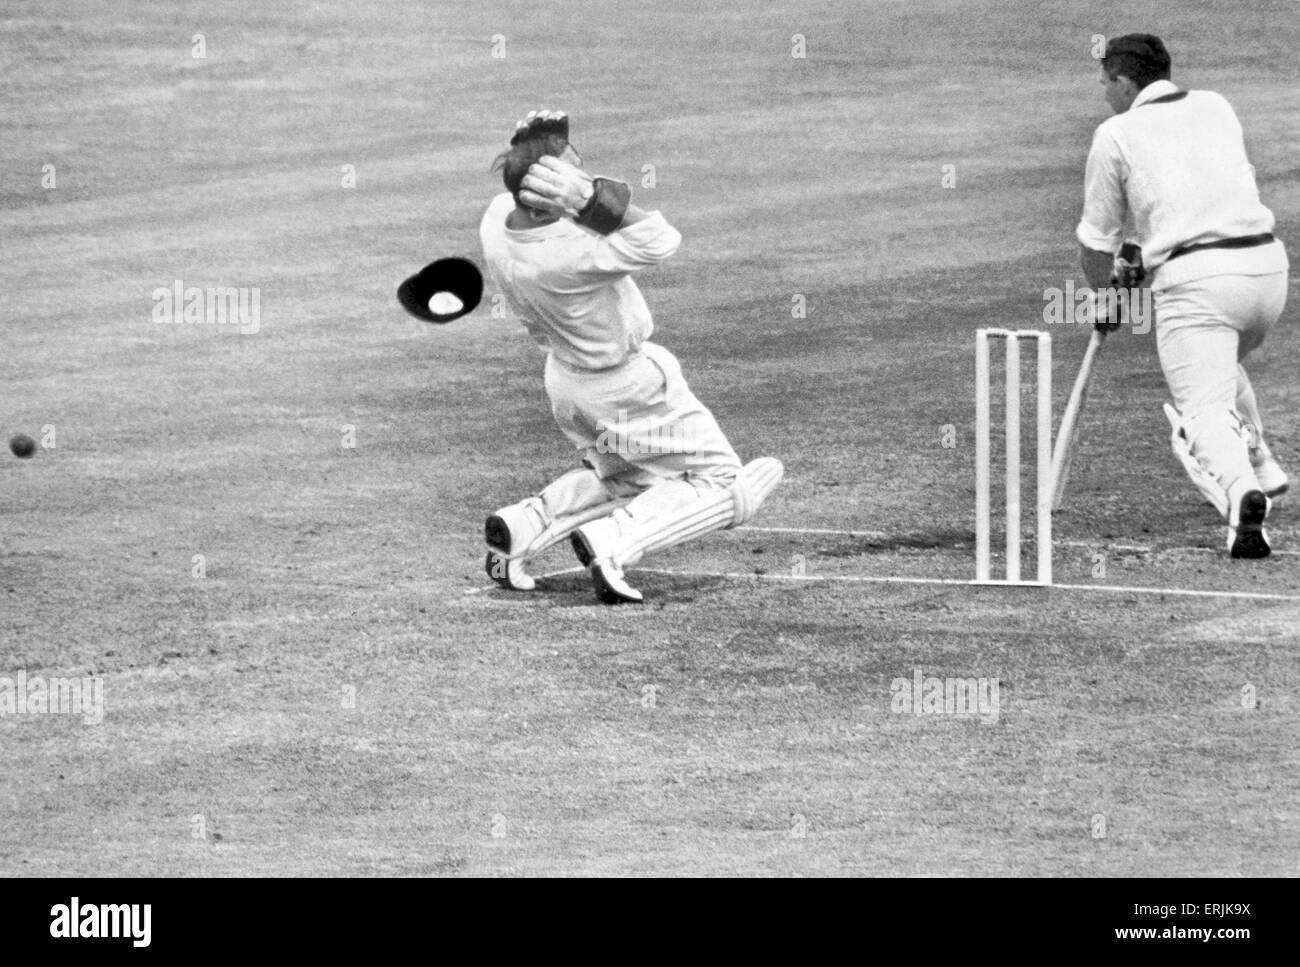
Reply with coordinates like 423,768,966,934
479,110,782,603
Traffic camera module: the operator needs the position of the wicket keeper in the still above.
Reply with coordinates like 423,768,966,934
478,110,782,603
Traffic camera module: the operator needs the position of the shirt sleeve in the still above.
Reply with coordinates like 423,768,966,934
571,211,682,281
1076,124,1127,254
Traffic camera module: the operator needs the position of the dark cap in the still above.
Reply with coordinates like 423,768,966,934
397,257,483,324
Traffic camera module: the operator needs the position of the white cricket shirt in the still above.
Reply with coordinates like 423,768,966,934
479,192,682,371
1077,80,1287,287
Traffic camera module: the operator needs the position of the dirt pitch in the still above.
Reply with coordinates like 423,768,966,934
2,0,1298,877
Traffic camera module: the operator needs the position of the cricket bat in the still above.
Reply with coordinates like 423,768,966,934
1050,328,1107,510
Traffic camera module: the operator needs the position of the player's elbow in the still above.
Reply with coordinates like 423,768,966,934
652,224,683,261
623,224,681,266
622,209,681,260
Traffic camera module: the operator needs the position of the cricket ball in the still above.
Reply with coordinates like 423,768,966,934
9,434,36,458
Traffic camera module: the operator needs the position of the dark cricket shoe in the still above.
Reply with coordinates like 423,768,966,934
1228,490,1271,559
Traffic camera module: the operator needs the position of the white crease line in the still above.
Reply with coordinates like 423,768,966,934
467,565,1300,602
735,526,1300,556
737,525,891,537
463,526,1299,596
1048,582,1300,601
634,569,1300,603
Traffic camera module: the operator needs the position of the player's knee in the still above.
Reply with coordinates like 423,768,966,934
1183,409,1250,452
728,457,784,527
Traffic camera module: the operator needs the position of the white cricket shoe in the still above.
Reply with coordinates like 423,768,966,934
1227,489,1271,560
571,518,642,604
590,562,643,604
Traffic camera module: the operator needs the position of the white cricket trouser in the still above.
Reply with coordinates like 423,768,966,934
544,341,742,489
496,342,747,564
1154,269,1288,501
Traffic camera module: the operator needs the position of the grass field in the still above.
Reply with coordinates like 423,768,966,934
2,0,1298,876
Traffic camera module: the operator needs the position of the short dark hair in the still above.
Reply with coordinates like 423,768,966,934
491,133,573,204
1102,34,1171,89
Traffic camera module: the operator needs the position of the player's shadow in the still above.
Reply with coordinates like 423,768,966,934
534,570,731,608
813,528,972,557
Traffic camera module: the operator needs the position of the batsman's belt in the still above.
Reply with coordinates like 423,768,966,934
1166,233,1275,263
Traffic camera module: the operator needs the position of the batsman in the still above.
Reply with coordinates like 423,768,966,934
1076,35,1289,558
478,110,782,603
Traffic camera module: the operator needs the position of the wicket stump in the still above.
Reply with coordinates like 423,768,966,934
975,328,1052,586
